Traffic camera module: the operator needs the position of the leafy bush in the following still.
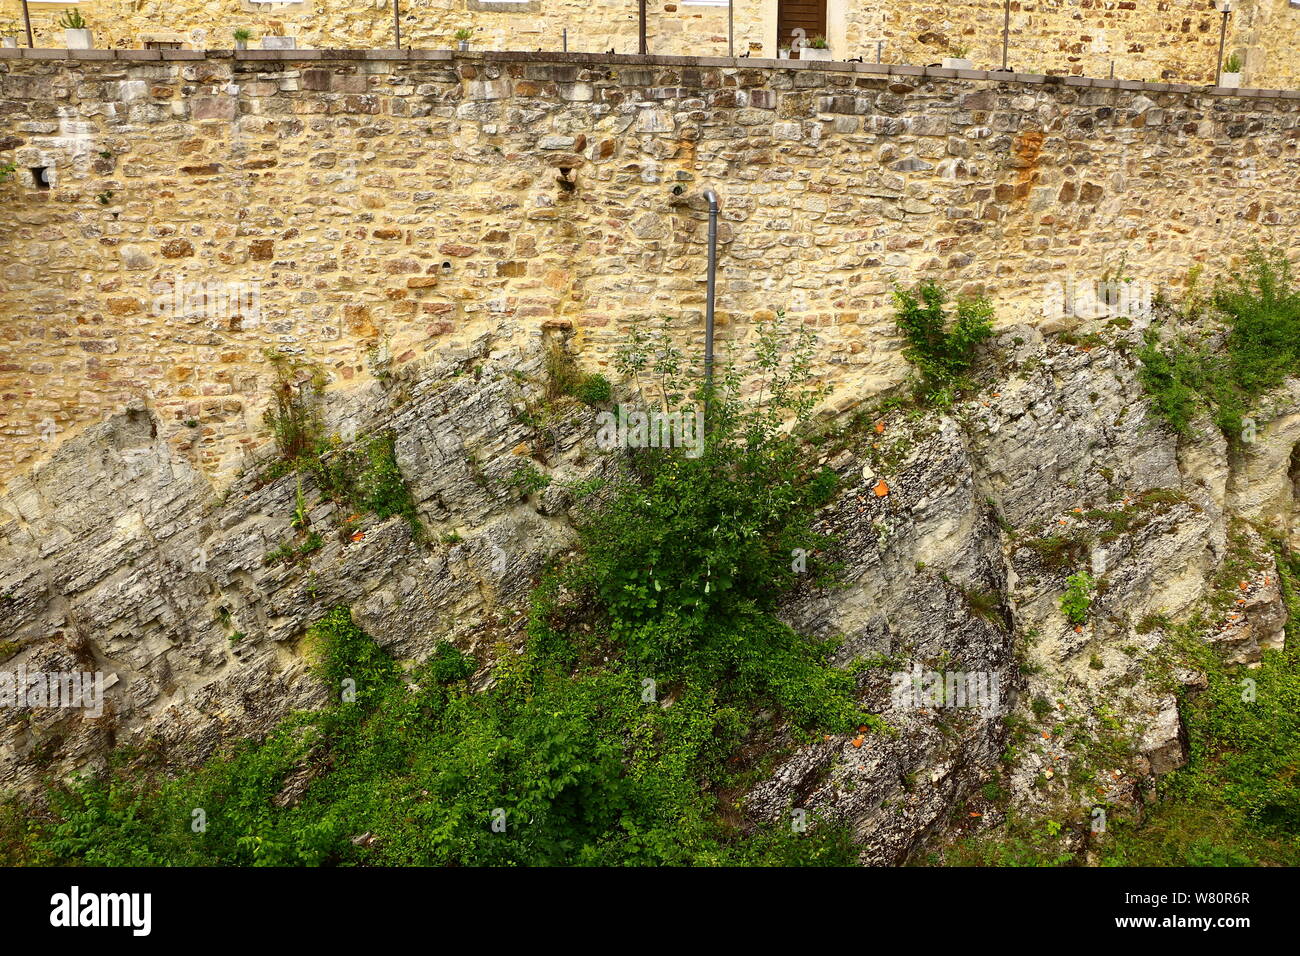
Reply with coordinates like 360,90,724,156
1060,571,1095,625
1140,247,1300,440
892,280,995,405
582,318,858,726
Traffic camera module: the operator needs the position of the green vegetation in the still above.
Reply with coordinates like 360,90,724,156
57,9,87,29
264,531,323,568
1060,571,1095,625
1139,247,1300,440
932,534,1300,867
545,343,612,407
6,318,863,867
260,351,423,541
1102,548,1300,865
505,462,551,498
893,280,995,407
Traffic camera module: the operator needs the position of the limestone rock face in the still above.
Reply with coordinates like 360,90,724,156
0,326,1293,864
0,339,590,794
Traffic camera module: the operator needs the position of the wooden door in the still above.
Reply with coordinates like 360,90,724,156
777,0,828,58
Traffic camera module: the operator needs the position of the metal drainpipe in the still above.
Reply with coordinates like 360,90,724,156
702,188,720,418
1215,3,1232,81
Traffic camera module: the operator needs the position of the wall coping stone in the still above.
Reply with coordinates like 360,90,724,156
0,48,1297,100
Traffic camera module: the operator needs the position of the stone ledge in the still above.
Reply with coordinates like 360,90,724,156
0,48,1296,99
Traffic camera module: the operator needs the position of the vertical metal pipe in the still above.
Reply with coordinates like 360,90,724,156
392,0,401,50
1001,0,1010,70
702,189,719,415
563,28,567,53
1216,5,1231,81
728,0,733,57
639,0,647,54
21,0,33,48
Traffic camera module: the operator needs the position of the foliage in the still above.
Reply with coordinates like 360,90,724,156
1139,247,1300,440
892,280,995,406
260,353,422,540
506,462,551,498
1059,571,1095,625
57,9,87,29
545,343,611,407
587,317,856,729
262,350,328,465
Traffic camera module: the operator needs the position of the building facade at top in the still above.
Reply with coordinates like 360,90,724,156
2,0,1298,88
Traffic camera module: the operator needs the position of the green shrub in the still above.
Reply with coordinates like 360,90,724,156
506,462,551,498
545,343,611,407
892,280,995,405
1060,571,1095,625
1140,247,1300,440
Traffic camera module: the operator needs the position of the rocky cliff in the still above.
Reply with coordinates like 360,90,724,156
0,311,1292,863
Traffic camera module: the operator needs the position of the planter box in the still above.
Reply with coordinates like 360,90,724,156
801,47,832,61
260,36,296,50
64,29,93,50
942,57,974,70
234,39,248,51
1218,71,1242,89
1,37,17,49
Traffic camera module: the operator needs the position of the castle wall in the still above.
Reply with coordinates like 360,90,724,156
1,48,1298,486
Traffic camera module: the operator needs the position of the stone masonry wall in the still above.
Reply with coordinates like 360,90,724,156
1,0,1297,88
845,0,1299,88
1,48,1299,489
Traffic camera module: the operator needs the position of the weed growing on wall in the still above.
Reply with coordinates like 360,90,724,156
545,342,612,406
259,351,423,540
892,280,995,407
